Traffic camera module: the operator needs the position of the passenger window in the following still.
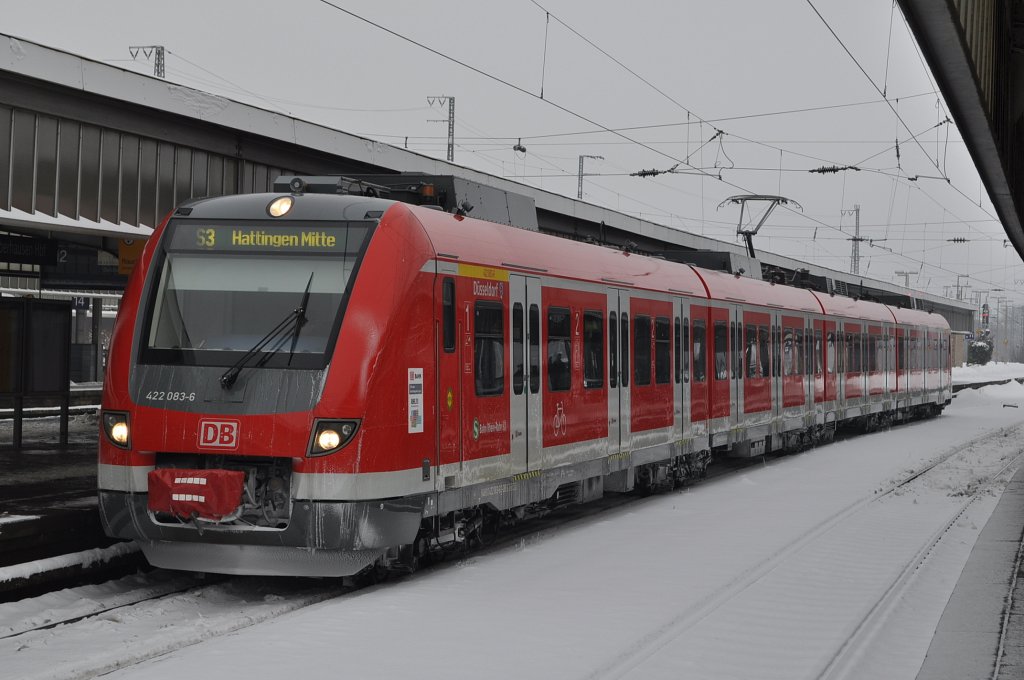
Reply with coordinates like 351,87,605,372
655,316,670,384
745,325,758,379
547,307,571,392
759,325,770,379
529,304,540,394
805,329,813,375
634,315,652,386
783,328,794,376
826,331,836,374
609,311,618,389
512,303,524,395
732,322,742,379
713,320,728,381
692,319,706,383
442,277,455,353
621,314,630,387
474,301,504,396
773,326,781,377
674,317,681,384
814,330,823,375
583,310,603,388
683,318,690,383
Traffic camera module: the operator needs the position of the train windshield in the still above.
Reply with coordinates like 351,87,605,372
140,221,373,369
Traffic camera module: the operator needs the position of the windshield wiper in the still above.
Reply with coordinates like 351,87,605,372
219,273,314,390
286,273,314,366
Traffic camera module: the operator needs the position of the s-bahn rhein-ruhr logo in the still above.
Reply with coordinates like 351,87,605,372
198,419,240,450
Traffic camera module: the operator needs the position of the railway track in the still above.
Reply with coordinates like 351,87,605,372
816,445,1024,680
0,575,351,680
581,422,1024,680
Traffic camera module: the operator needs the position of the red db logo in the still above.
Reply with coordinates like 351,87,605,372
198,419,240,450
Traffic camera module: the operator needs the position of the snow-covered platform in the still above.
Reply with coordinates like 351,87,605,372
917,465,1024,680
0,413,125,598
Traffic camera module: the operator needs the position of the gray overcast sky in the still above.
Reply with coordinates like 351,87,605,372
5,0,1021,307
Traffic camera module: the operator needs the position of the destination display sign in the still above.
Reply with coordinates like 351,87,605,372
167,224,367,254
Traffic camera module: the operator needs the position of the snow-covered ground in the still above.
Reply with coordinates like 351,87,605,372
2,370,1024,679
2,374,1024,675
953,361,1024,384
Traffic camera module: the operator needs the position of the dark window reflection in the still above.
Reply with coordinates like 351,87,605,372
100,129,120,224
0,107,11,210
120,134,139,226
79,126,101,222
11,110,35,213
35,116,58,217
58,120,81,219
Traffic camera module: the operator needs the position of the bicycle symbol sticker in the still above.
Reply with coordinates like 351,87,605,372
553,402,567,437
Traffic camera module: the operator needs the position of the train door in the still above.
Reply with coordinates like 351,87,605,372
436,273,462,491
881,323,894,396
742,310,771,416
771,311,784,432
821,319,838,404
509,274,542,474
707,305,732,425
674,297,692,442
608,289,630,456
812,318,824,405
894,326,905,398
730,305,743,434
689,305,709,436
780,314,805,410
804,316,815,418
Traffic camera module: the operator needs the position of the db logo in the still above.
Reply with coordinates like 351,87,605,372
198,419,240,450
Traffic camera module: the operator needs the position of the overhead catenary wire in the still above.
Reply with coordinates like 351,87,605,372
111,3,1002,297
804,0,945,177
313,0,1014,295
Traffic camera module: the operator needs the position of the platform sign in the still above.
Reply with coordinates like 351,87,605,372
41,243,128,291
0,234,57,265
118,238,146,275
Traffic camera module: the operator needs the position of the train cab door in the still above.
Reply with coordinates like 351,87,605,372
509,274,542,475
436,272,462,491
608,289,630,456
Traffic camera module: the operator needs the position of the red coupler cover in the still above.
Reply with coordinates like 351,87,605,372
148,468,245,520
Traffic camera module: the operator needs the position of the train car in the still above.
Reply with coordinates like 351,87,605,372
98,177,952,577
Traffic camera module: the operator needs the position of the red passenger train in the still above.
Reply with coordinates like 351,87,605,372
98,176,952,577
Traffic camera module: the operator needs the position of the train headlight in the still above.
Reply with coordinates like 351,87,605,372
318,429,341,450
308,419,360,456
102,411,131,449
267,196,293,218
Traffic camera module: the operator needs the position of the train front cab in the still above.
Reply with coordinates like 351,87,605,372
98,194,451,577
